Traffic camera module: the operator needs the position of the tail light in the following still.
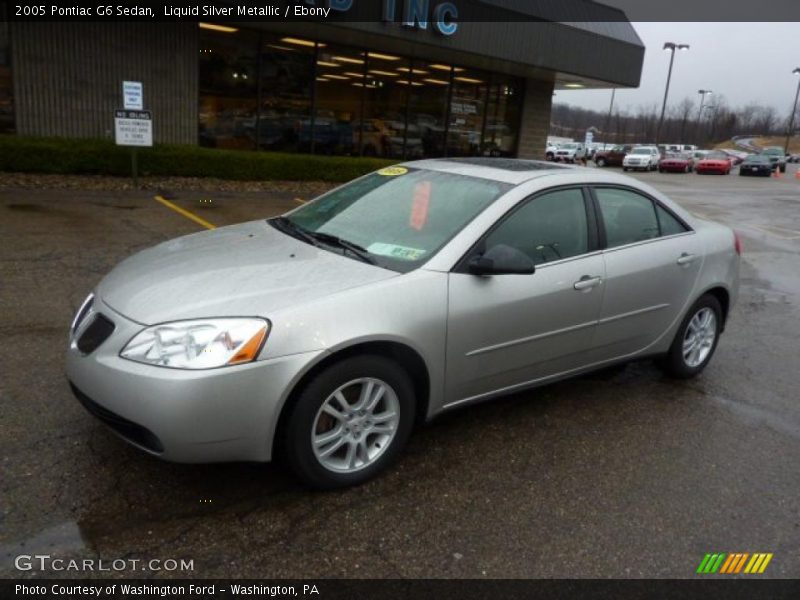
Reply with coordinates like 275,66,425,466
734,231,743,256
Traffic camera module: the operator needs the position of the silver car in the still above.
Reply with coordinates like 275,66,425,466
67,159,740,489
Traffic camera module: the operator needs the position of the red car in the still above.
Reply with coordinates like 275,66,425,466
658,152,695,173
696,151,732,175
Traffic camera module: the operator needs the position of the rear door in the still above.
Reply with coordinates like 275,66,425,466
591,185,704,359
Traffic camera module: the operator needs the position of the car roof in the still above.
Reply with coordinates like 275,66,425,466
400,158,576,185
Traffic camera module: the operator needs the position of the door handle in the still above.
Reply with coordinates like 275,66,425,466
574,276,602,291
677,253,697,266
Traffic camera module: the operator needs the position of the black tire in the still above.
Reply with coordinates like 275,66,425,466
779,164,786,173
282,355,416,489
658,294,723,379
596,158,606,167
623,167,628,172
659,168,664,173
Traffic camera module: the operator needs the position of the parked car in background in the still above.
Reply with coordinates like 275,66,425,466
659,152,695,173
786,153,800,163
696,151,732,175
738,154,773,177
760,147,787,173
553,142,587,164
67,158,741,489
594,144,633,167
720,149,747,165
691,150,710,161
622,146,660,171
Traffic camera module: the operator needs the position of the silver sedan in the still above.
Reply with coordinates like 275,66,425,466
67,159,740,489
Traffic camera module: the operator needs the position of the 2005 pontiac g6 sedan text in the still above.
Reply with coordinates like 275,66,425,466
67,159,740,489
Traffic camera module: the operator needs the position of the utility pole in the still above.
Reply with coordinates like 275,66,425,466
604,88,616,146
696,89,712,145
784,68,800,155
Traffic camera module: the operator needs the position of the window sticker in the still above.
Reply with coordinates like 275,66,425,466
410,181,431,231
367,243,426,262
377,166,409,177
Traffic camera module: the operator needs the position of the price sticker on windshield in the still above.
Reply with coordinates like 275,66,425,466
377,166,408,177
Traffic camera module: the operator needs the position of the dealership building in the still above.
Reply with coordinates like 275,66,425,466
0,1,643,160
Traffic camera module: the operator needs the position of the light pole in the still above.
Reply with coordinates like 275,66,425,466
604,88,616,145
695,89,712,144
656,42,690,144
784,68,800,155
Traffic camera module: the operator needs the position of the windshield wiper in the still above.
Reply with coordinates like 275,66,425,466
304,231,377,265
271,217,377,265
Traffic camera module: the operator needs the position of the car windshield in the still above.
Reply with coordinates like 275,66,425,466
705,152,727,160
631,148,651,155
561,143,579,149
762,148,782,156
746,155,769,163
276,168,511,273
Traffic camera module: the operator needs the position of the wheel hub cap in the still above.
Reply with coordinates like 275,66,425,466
311,377,400,473
682,307,717,368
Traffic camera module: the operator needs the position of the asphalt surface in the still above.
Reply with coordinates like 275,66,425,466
1,165,799,579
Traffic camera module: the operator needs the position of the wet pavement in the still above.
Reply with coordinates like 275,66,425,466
1,166,799,579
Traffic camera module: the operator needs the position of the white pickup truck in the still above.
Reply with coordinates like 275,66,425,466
553,142,587,163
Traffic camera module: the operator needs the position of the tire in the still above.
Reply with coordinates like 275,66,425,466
596,158,606,167
779,164,786,173
658,294,723,379
282,355,415,489
623,167,628,172
546,152,554,161
659,167,664,173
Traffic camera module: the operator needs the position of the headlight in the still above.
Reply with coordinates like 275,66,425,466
120,318,269,369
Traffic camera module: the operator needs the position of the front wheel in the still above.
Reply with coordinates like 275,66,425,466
282,355,415,489
658,294,723,379
596,158,606,167
623,167,628,172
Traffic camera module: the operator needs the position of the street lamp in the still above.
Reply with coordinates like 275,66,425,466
695,89,712,144
784,68,800,155
656,42,690,144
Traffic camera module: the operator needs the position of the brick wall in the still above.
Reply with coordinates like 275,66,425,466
517,79,554,160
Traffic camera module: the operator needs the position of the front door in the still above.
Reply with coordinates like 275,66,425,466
445,187,606,406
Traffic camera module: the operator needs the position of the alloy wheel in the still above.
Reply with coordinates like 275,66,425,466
682,307,717,368
311,378,400,473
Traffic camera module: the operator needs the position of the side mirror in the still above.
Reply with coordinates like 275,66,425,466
468,244,536,276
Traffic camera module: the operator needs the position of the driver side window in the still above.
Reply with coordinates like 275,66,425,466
481,188,589,266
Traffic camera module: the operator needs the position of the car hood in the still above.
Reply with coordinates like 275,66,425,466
97,220,397,324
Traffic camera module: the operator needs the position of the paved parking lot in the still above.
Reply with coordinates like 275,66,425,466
2,165,800,579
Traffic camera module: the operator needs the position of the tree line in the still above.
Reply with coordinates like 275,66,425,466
550,95,800,146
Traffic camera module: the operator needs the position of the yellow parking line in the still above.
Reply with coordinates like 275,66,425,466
154,195,216,230
294,197,307,204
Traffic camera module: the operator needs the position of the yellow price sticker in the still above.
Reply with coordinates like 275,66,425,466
377,166,409,177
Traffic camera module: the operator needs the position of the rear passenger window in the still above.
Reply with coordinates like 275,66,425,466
656,204,689,236
596,188,660,248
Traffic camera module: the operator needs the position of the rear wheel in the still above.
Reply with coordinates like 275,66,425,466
596,158,606,167
659,294,722,379
282,355,415,489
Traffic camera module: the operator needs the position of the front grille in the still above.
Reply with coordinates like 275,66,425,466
70,382,164,453
76,314,115,354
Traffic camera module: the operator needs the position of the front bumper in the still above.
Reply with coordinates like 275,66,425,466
66,299,324,463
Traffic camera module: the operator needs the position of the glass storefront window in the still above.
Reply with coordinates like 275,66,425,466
446,68,488,157
359,52,410,158
313,45,365,156
407,62,451,158
197,25,523,160
258,35,316,153
0,15,13,134
198,27,259,150
483,76,522,157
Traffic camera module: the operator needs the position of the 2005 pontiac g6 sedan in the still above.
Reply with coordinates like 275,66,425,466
67,159,740,489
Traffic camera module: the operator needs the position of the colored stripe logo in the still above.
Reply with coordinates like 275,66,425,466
697,552,773,574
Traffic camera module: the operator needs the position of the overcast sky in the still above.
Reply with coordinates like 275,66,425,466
556,22,800,117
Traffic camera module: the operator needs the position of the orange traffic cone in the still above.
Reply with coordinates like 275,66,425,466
795,169,800,180
773,168,782,178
